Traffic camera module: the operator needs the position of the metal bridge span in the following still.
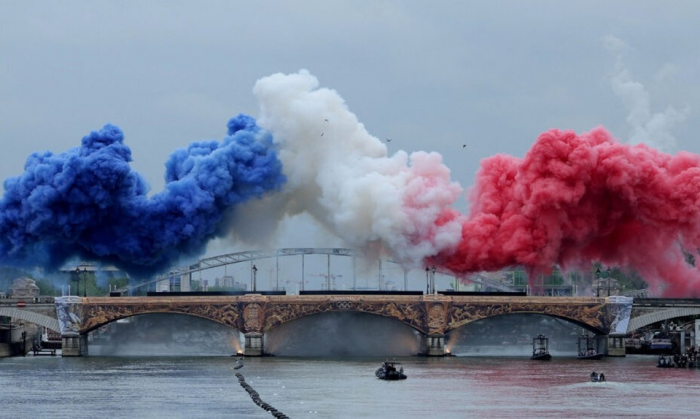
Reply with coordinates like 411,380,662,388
126,247,515,294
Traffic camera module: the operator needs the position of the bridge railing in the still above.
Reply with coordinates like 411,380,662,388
622,288,649,298
0,296,57,306
633,298,700,306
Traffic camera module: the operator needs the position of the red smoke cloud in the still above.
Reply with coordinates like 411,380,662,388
435,127,700,297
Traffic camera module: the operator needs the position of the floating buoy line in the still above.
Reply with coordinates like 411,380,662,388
235,372,290,418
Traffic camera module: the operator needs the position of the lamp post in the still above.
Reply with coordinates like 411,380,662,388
425,267,430,294
74,267,80,297
431,266,437,295
595,268,601,297
252,264,258,293
75,266,88,297
606,268,612,296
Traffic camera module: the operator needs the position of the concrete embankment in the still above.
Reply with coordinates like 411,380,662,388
0,325,39,357
0,343,13,357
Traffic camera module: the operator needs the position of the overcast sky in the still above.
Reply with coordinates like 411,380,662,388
2,1,700,282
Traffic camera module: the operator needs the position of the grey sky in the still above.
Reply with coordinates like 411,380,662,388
2,1,700,280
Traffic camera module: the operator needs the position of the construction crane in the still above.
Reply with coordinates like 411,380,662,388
284,279,309,295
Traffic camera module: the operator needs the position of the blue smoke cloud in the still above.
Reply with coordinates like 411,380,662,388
0,114,285,277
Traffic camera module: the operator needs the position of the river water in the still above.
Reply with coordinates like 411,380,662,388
1,354,698,419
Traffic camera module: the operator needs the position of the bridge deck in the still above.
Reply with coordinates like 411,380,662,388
88,295,608,304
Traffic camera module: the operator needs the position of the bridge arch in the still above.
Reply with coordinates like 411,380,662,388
81,310,243,335
264,310,422,356
627,307,700,332
0,307,60,332
445,298,612,335
81,301,243,335
446,312,607,335
263,298,426,334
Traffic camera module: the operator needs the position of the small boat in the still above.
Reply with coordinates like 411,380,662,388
375,360,407,380
531,334,552,360
590,371,606,382
577,333,603,360
673,353,689,368
656,355,674,368
650,332,673,352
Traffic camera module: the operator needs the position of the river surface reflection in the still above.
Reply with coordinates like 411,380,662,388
2,354,698,418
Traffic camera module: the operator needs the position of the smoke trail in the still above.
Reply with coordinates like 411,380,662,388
0,114,285,276
604,35,689,151
436,127,700,297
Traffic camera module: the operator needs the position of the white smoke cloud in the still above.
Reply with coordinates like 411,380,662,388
603,35,689,151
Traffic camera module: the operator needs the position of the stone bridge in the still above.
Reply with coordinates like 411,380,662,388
51,294,634,357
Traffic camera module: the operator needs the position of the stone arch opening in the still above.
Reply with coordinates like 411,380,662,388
87,312,242,356
264,311,421,356
446,313,601,356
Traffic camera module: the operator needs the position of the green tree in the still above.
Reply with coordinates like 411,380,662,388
107,276,129,292
34,278,59,296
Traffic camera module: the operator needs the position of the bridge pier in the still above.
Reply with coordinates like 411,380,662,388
61,333,88,357
606,335,626,357
422,333,446,357
244,332,263,357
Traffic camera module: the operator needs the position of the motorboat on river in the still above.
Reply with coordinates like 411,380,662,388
577,333,603,360
590,371,606,382
657,355,675,368
375,360,407,380
531,334,552,360
650,332,673,352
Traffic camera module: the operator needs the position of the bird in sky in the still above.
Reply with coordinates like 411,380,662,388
462,144,466,148
386,138,392,142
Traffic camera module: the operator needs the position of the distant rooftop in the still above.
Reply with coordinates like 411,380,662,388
59,263,121,272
